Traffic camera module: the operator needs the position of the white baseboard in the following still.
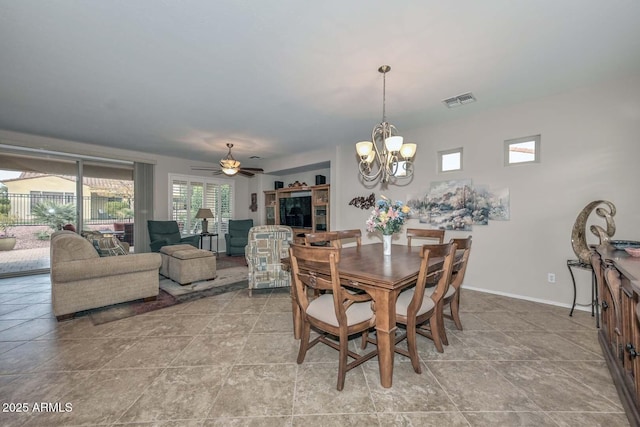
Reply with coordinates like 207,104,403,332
462,284,593,313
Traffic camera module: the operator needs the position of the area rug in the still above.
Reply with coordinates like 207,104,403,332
89,257,248,325
159,266,248,300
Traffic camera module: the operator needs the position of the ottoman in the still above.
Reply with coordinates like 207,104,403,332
160,245,217,285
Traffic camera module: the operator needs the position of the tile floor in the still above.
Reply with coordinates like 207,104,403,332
0,274,630,426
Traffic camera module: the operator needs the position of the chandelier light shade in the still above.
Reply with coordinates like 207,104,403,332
195,208,214,233
220,143,241,176
356,65,417,185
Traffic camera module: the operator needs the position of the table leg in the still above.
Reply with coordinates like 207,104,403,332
568,261,577,317
291,297,301,339
371,289,397,388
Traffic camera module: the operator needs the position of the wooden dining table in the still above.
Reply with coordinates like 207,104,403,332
287,242,452,388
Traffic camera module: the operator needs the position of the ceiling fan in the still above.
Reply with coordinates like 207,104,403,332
191,143,264,177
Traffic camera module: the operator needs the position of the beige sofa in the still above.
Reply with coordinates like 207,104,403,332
50,230,162,321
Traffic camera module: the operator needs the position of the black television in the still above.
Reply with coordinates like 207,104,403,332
279,195,312,229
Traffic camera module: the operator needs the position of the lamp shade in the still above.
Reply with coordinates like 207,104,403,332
222,167,239,176
400,143,417,159
195,208,214,219
356,141,373,157
384,136,404,152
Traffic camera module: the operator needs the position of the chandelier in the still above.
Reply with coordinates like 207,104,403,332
220,143,241,176
355,65,417,184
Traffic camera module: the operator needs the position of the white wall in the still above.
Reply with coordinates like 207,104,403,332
283,74,640,308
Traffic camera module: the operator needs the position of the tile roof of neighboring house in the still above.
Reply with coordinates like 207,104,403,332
2,173,133,194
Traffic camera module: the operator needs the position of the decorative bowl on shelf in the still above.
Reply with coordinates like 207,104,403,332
625,247,640,257
610,240,640,250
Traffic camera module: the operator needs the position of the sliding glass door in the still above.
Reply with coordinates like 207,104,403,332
0,149,135,277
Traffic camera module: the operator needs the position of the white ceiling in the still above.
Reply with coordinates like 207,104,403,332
1,0,639,169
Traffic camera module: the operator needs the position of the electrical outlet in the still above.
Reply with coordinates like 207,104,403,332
548,273,556,283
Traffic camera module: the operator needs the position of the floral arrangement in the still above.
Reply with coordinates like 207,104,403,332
365,195,411,235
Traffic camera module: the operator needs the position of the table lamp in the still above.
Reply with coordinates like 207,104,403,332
195,208,214,233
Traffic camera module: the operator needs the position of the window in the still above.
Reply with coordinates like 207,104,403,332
169,174,233,236
438,148,463,172
505,135,540,165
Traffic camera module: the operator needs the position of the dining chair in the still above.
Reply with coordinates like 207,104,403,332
406,228,445,246
363,241,457,373
335,229,362,247
429,236,472,345
289,243,378,391
304,231,341,248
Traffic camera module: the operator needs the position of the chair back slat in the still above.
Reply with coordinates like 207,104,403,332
448,236,472,287
335,229,362,247
406,228,445,246
408,242,457,317
304,232,341,248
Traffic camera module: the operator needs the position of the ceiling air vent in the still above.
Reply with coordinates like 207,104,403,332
442,92,477,108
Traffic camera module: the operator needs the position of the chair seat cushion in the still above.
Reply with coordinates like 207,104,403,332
396,288,435,317
424,284,456,299
306,294,373,327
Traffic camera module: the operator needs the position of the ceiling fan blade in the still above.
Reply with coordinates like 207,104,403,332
240,168,264,172
191,167,219,171
238,170,255,177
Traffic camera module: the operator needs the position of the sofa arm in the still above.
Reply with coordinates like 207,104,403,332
52,253,161,284
245,245,254,270
150,239,168,252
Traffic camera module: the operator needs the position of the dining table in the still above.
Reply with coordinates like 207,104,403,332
287,242,453,389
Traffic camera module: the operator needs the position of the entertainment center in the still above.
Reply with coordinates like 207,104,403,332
264,184,330,237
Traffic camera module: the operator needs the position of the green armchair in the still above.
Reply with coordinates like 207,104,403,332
147,220,200,253
225,219,253,256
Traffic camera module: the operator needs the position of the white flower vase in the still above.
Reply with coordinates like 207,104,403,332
383,234,392,256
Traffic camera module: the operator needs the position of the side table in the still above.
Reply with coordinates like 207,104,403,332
567,259,599,328
199,232,219,257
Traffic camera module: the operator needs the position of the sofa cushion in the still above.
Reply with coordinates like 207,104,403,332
51,234,100,263
172,248,214,260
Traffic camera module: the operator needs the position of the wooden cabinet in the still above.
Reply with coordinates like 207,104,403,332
596,245,640,425
312,184,329,232
264,191,277,225
264,184,330,234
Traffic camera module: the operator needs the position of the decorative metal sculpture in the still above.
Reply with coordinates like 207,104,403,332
349,193,376,210
571,200,616,264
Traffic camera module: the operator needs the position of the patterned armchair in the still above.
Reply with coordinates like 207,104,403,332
245,225,294,296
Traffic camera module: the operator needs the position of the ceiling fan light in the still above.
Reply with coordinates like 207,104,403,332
220,159,240,169
221,167,239,176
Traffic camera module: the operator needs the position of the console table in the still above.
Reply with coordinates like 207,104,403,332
567,259,599,328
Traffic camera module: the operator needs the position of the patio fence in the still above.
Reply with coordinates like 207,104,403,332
3,193,134,226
